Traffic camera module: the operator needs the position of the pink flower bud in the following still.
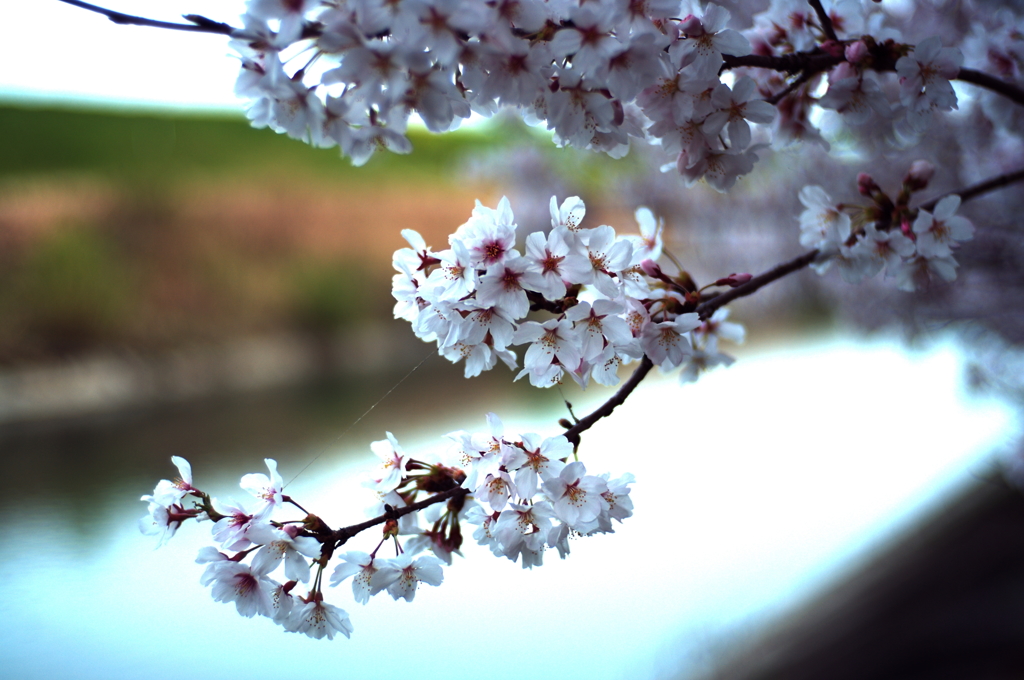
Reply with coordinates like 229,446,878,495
640,259,665,280
901,217,914,237
714,273,753,287
857,172,880,196
903,160,935,191
821,40,844,58
845,40,869,64
678,15,704,37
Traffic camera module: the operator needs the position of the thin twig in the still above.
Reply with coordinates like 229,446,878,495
562,356,655,448
808,0,838,43
955,68,1024,107
917,166,1024,212
767,71,813,106
327,356,659,543
697,250,820,320
56,0,235,34
330,485,469,546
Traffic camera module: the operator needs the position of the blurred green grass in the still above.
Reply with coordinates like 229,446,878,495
0,104,520,185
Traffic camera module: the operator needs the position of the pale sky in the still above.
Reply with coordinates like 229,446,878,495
3,1,249,112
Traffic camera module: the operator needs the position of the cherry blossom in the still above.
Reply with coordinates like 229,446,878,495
205,562,278,618
505,433,569,498
149,455,196,506
330,552,380,605
367,432,408,492
370,554,445,602
670,5,752,80
798,185,852,255
702,76,776,150
641,314,702,370
913,195,975,259
561,225,634,298
248,524,323,583
896,36,964,129
240,458,285,519
543,461,608,527
285,599,354,640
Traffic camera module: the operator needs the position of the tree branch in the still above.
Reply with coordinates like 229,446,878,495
697,250,821,320
723,51,842,75
562,356,655,448
917,166,1024,212
330,485,469,546
955,68,1024,107
56,0,235,35
808,0,838,43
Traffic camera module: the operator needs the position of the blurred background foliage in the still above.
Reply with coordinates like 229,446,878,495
0,103,663,367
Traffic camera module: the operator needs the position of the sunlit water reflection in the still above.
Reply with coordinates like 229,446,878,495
1,332,1017,680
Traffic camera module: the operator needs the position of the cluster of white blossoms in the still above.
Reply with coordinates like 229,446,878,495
343,414,634,579
140,456,355,640
139,409,636,638
392,194,746,385
124,0,1024,643
230,0,970,189
797,161,975,291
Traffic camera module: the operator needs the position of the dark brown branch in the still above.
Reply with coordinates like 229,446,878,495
917,167,1024,213
327,355,657,544
562,356,655,448
330,485,469,546
723,51,842,75
697,250,820,320
955,68,1024,107
808,0,838,43
766,71,814,106
57,0,235,34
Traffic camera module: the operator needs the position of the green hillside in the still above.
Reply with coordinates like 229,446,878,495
0,103,521,185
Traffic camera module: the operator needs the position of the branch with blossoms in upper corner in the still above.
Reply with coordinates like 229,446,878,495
59,0,1024,192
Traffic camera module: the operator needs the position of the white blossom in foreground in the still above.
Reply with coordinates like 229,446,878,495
284,600,353,640
240,458,285,519
913,195,974,259
392,195,743,388
798,186,851,255
330,552,379,605
370,554,445,602
543,461,608,527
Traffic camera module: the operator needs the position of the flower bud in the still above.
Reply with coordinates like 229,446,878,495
845,40,869,64
713,273,753,287
678,15,704,37
821,40,844,58
857,172,880,196
903,160,935,191
640,259,664,279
